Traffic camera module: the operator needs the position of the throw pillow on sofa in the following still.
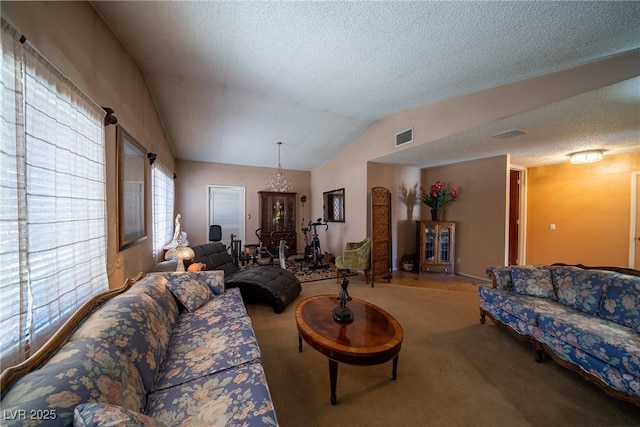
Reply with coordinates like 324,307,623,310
598,273,640,331
550,265,617,315
74,403,167,427
511,265,557,299
163,271,225,295
164,273,215,312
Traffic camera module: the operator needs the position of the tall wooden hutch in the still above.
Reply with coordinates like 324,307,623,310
416,221,456,274
258,191,297,253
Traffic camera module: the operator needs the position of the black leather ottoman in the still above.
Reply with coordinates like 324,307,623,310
226,267,301,314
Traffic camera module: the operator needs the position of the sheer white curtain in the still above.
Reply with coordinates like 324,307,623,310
152,162,174,261
0,20,108,368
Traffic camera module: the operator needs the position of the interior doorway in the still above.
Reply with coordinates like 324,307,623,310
208,185,246,248
631,172,640,268
508,169,524,265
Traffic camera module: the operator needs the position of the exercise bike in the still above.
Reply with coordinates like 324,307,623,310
254,228,296,269
300,218,329,270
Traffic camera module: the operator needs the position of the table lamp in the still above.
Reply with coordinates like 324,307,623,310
175,246,195,272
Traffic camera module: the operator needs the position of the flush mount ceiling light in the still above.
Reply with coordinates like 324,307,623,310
568,150,604,164
265,141,293,192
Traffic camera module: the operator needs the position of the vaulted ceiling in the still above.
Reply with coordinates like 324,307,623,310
91,1,640,170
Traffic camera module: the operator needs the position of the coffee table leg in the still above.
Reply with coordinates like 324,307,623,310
392,355,399,380
329,359,338,405
298,334,302,352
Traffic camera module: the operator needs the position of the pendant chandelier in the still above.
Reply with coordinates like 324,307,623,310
266,141,293,192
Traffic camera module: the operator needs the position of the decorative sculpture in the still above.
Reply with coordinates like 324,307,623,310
333,272,353,323
164,213,189,255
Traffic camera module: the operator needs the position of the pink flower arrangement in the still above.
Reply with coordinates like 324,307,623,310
419,181,458,210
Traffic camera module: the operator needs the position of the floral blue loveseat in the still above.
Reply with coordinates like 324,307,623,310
0,272,278,426
479,264,640,406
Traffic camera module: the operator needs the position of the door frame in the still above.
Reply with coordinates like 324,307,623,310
509,166,527,265
629,171,640,268
207,185,246,247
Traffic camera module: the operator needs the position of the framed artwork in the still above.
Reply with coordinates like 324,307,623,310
117,125,147,251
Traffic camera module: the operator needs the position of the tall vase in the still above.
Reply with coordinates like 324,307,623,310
430,209,440,221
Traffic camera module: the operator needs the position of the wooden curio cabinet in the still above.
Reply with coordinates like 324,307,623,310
417,221,456,274
258,191,297,253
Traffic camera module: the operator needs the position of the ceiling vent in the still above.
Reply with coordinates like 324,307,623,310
395,128,413,147
491,128,528,139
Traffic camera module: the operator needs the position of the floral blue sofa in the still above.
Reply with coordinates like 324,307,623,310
479,263,640,406
0,271,278,426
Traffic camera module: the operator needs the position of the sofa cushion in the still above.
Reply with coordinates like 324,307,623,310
164,273,215,312
538,310,640,378
598,274,640,331
171,288,248,335
153,314,261,391
511,265,556,299
146,363,278,427
479,286,568,326
72,275,178,393
1,339,145,427
74,403,166,427
550,266,617,314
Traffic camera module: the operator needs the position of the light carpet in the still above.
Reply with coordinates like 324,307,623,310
246,276,640,427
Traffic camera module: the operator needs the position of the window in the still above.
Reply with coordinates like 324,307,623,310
0,20,108,368
323,188,345,222
152,162,174,261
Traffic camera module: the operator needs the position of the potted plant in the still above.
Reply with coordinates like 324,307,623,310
418,181,458,221
400,254,416,272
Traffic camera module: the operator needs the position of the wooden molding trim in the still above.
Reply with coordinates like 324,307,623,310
0,272,147,394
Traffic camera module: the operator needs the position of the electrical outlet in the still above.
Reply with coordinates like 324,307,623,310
550,224,556,231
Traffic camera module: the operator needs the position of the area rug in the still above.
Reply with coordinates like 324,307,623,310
240,257,356,283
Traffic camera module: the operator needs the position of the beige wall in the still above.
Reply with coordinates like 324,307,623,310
175,160,311,252
367,163,422,269
527,152,640,266
3,2,175,288
312,143,369,256
422,156,509,278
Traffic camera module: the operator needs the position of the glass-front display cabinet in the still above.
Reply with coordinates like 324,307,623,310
416,221,456,274
258,191,297,253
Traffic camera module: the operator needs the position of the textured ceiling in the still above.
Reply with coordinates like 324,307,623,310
91,1,640,170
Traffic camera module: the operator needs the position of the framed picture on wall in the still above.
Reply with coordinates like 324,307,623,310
117,125,147,251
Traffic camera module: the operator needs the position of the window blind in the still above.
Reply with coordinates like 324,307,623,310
152,162,174,261
0,19,108,368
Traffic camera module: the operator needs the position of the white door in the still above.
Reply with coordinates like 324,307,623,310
208,186,245,247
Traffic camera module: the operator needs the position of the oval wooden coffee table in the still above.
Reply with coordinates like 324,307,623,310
295,294,403,405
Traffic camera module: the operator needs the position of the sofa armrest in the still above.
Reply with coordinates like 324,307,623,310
485,266,512,290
